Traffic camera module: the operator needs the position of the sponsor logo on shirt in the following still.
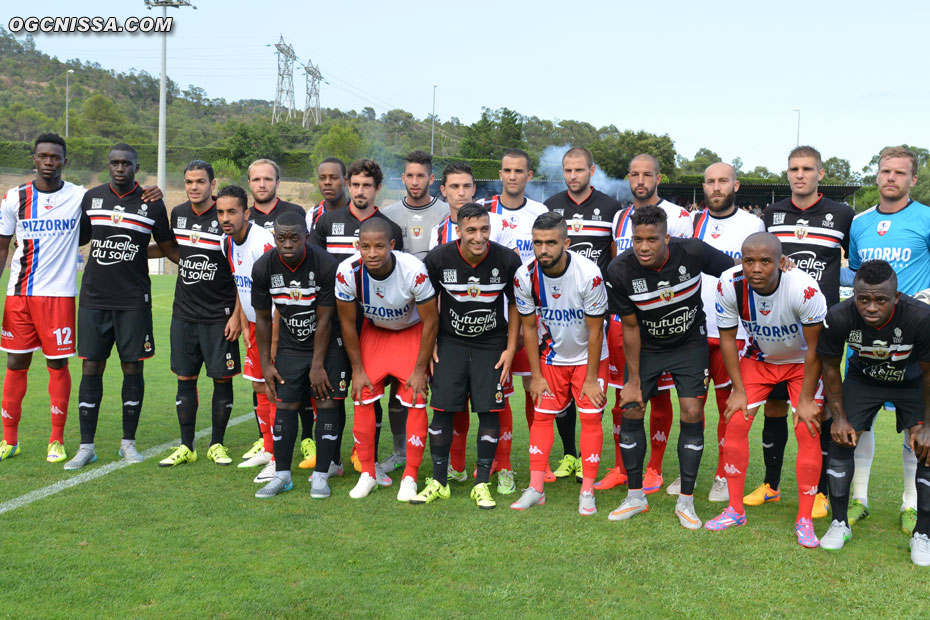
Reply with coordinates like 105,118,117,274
91,198,103,209
90,234,140,264
443,269,457,283
632,278,648,294
772,212,785,225
271,274,285,288
877,220,891,236
333,223,345,235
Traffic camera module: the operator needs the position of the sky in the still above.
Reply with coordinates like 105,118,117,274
4,0,928,175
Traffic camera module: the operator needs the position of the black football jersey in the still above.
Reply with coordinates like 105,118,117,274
311,206,404,260
249,198,305,232
544,188,621,273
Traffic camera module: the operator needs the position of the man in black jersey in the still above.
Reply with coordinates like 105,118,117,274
748,146,854,517
605,205,734,528
306,157,350,231
252,211,343,499
412,203,521,508
816,260,930,565
65,144,175,470
158,162,242,468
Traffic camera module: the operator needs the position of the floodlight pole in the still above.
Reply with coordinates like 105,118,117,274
430,84,438,155
793,107,801,147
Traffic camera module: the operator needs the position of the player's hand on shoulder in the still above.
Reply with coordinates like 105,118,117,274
779,254,796,272
140,185,163,203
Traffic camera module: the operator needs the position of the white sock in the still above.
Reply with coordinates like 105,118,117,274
852,427,876,506
902,438,918,511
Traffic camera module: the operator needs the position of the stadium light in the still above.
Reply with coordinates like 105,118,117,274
793,107,801,147
64,69,74,138
430,84,438,155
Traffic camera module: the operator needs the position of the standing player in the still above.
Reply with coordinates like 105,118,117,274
65,143,175,470
334,218,439,500
158,163,242,467
816,261,930,565
414,204,522,508
706,233,826,548
600,153,694,492
749,146,853,516
605,206,734,529
848,146,930,533
251,212,343,498
306,157,350,231
510,213,609,515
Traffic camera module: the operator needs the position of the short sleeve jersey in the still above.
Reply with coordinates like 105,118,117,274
249,198,305,233
382,196,449,260
716,266,827,365
221,223,276,324
605,238,734,351
312,207,404,259
305,200,328,232
478,195,549,264
514,252,608,366
692,207,766,339
423,240,521,350
849,200,930,295
611,199,694,253
764,195,854,306
544,188,621,273
171,201,238,324
0,180,85,297
251,243,338,356
334,250,435,330
428,211,517,252
818,295,930,383
80,183,172,310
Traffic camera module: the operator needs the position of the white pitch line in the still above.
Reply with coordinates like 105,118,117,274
0,412,254,516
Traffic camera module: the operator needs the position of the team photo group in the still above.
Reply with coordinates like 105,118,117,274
2,134,930,566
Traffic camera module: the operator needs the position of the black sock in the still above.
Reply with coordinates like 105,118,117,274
818,417,833,495
315,404,340,474
429,411,454,485
678,420,704,496
762,415,788,490
915,463,930,536
121,373,144,440
298,393,314,441
273,408,298,472
475,412,500,485
176,379,198,450
388,399,407,455
620,417,647,490
253,391,261,437
78,374,103,444
556,401,577,457
374,400,383,462
827,441,855,526
334,400,346,466
210,380,234,446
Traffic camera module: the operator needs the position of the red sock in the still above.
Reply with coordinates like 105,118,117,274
352,401,377,477
646,390,673,472
450,410,469,471
611,391,626,471
722,412,753,514
48,365,70,444
494,399,513,471
795,423,822,521
714,386,731,478
578,412,603,480
256,392,273,454
403,407,427,479
1,368,28,445
528,410,554,474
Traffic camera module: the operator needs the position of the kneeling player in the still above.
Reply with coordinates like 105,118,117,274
706,232,826,547
816,260,930,565
335,218,439,501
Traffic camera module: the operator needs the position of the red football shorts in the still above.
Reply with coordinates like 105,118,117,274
534,357,609,415
707,337,745,389
1,295,76,358
740,357,823,412
243,322,264,383
356,321,427,408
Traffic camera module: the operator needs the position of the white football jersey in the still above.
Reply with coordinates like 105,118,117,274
612,198,693,253
222,223,276,323
0,181,86,297
716,266,827,364
479,195,548,264
334,250,435,330
428,211,517,252
693,208,765,339
514,251,608,366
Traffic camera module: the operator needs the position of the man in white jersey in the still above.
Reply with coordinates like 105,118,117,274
217,187,277,483
706,232,826,548
510,212,609,515
334,217,439,500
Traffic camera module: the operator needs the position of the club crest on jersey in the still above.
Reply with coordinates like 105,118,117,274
571,217,584,232
550,284,562,299
758,299,773,316
352,238,360,250
773,212,785,225
333,223,345,235
111,205,125,223
877,220,891,236
190,224,202,243
632,278,648,294
710,224,723,239
236,251,243,266
412,226,423,238
289,280,303,301
375,285,385,299
794,219,809,240
339,379,347,391
443,269,457,283
467,276,481,298
225,352,234,370
658,280,674,302
91,198,103,209
872,339,890,358
143,338,152,353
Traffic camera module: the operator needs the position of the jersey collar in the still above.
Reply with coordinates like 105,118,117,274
251,197,280,215
109,182,139,199
790,193,823,211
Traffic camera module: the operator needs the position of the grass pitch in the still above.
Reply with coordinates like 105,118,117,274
0,274,923,619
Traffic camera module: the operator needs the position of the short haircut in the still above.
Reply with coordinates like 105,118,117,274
532,212,567,239
854,260,898,287
184,159,215,183
34,132,66,157
742,231,782,257
442,162,475,185
216,184,248,210
248,158,281,181
878,145,919,176
788,145,823,169
404,149,433,175
359,216,394,240
346,158,384,186
274,211,307,231
630,204,667,231
703,161,736,181
109,143,138,161
456,202,490,225
562,146,593,167
503,148,532,169
630,153,661,175
318,157,346,177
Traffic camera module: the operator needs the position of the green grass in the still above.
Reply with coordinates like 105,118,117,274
0,274,924,619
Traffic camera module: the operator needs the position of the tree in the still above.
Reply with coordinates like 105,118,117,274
0,103,55,141
310,121,368,168
822,156,860,185
911,163,930,206
676,148,721,175
459,108,497,159
226,120,283,168
731,157,743,174
80,94,127,140
497,108,525,150
588,130,677,179
747,165,778,180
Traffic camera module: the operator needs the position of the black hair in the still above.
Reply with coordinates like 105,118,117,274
404,150,433,175
34,132,66,157
319,157,346,177
109,143,138,163
503,148,532,169
532,212,567,239
185,159,215,183
216,185,248,210
359,216,394,240
456,202,490,225
854,260,897,287
742,231,782,257
442,162,475,186
274,211,307,231
346,158,384,187
630,204,668,231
